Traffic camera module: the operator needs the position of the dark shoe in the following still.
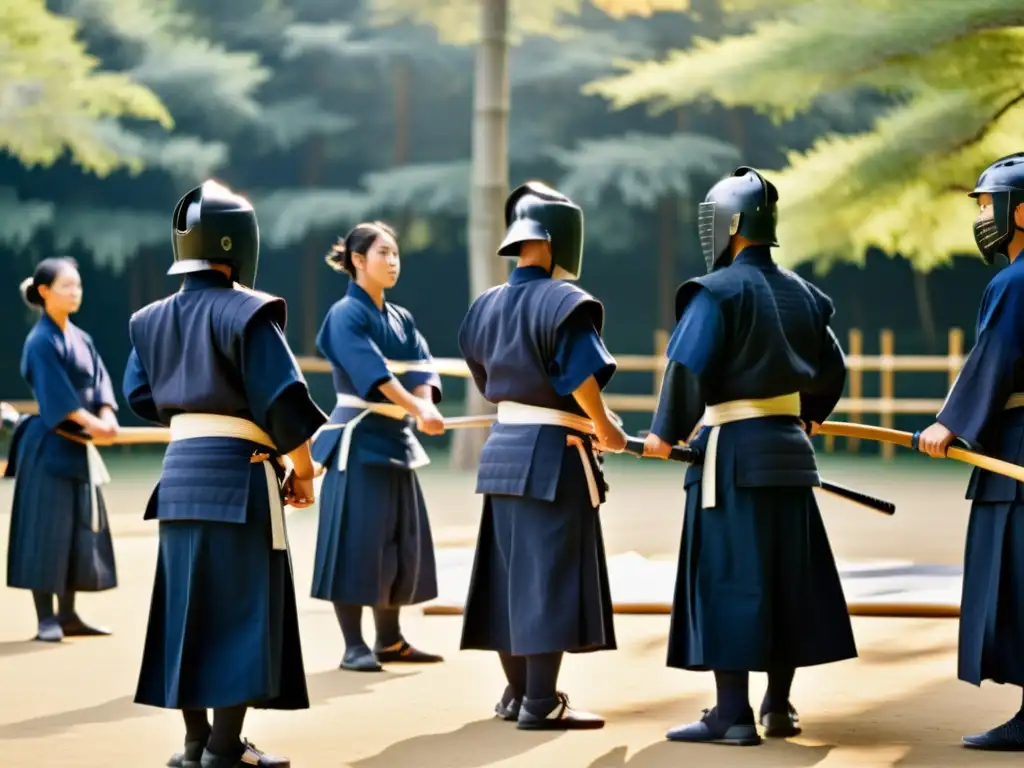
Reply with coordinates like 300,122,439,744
495,697,521,721
517,692,604,730
962,717,1024,751
760,704,801,738
57,614,112,637
35,618,63,643
167,738,206,767
340,645,382,672
666,707,762,746
200,739,289,767
374,639,444,664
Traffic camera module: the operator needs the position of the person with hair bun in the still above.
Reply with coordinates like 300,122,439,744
5,257,120,643
310,221,446,672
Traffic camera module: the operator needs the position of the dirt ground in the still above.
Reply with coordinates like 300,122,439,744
1,451,1020,767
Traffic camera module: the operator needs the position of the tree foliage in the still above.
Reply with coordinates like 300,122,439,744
553,131,738,207
586,0,1024,271
0,0,172,175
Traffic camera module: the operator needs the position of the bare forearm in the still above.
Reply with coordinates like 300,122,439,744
572,376,616,433
286,441,315,480
379,378,422,416
68,408,103,430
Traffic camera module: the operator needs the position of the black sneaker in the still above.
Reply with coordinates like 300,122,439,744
759,703,801,737
516,692,604,730
199,739,289,767
340,645,382,672
666,707,762,746
962,716,1024,751
166,737,206,767
373,639,444,664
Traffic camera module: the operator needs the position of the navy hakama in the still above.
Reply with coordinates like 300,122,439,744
668,438,856,672
461,449,616,656
655,275,857,673
310,282,439,609
125,274,327,712
458,266,618,658
135,442,307,710
935,259,1024,690
6,314,118,596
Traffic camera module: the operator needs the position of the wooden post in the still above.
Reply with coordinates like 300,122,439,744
653,328,669,400
846,328,863,453
880,329,895,459
947,328,963,389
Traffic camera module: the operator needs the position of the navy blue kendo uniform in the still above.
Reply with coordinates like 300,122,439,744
6,303,118,642
459,182,617,731
650,168,857,747
924,154,1024,752
124,180,326,768
310,272,443,671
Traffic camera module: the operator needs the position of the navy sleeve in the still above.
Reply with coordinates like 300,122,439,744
937,276,1024,446
89,336,119,413
800,326,847,424
458,313,488,397
650,287,723,440
122,347,161,425
548,306,616,396
23,336,83,429
316,303,393,400
396,313,442,404
243,309,328,454
650,361,704,444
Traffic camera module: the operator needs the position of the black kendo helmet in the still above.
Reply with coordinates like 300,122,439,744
497,181,585,280
168,180,260,288
697,166,779,272
968,153,1024,265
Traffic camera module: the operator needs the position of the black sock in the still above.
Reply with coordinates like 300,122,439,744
524,652,564,715
762,667,795,715
57,591,76,619
714,670,752,724
181,709,211,742
32,592,54,623
333,603,366,650
207,705,246,758
372,606,402,648
498,652,526,703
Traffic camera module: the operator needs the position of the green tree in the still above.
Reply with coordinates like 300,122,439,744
0,0,274,315
585,1,1024,273
0,0,172,176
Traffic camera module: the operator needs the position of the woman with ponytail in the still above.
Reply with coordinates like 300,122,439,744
6,257,120,642
310,222,446,671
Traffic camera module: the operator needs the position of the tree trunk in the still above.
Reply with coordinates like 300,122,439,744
450,0,510,471
912,269,938,352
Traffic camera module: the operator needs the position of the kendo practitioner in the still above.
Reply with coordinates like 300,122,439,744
643,167,857,746
6,257,119,643
458,181,628,730
124,180,327,768
310,221,445,672
916,153,1024,751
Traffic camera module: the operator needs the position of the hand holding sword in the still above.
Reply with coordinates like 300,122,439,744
626,433,896,516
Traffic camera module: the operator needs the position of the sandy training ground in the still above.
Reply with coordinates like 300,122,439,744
1,451,1021,767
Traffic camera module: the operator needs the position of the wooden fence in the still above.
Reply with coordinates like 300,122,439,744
3,327,966,461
